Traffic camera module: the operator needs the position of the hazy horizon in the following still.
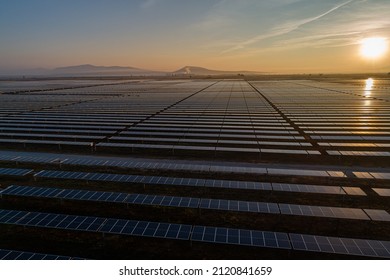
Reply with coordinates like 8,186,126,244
1,0,389,74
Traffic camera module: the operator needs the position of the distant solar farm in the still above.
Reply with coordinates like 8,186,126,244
0,77,389,259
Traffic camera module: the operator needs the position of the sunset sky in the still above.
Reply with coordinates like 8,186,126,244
1,0,389,73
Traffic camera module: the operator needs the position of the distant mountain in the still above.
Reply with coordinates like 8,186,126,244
173,66,262,76
0,64,165,77
51,64,164,76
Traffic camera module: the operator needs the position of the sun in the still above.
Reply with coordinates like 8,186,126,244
360,37,388,59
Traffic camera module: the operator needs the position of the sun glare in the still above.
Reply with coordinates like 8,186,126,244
360,37,388,59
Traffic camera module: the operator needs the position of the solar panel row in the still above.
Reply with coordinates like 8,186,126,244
328,150,390,157
289,233,390,259
1,209,389,258
0,138,93,147
28,169,367,195
30,169,366,195
199,199,279,214
1,185,200,209
1,151,366,180
109,136,311,147
279,204,370,220
353,172,390,180
97,142,319,155
128,126,298,134
0,209,191,241
0,132,104,140
0,118,134,127
33,170,269,190
272,183,354,195
0,122,126,130
0,249,83,260
191,226,291,249
0,127,117,135
28,168,348,191
2,185,384,220
121,130,305,140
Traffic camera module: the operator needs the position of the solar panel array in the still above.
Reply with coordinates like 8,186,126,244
97,81,321,157
251,80,390,158
0,80,332,157
1,78,389,259
1,80,217,152
2,78,389,159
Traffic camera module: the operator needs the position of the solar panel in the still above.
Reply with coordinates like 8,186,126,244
369,172,390,180
0,154,20,161
191,226,291,249
272,183,345,195
353,172,374,179
363,209,390,222
0,209,192,241
325,171,346,177
0,209,29,224
0,249,82,260
372,188,390,197
289,233,390,258
267,168,329,177
279,204,370,220
0,167,33,177
78,217,106,231
342,187,366,196
337,151,390,157
261,149,309,155
199,198,279,214
100,218,128,233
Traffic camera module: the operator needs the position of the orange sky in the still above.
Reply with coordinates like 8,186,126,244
0,0,389,74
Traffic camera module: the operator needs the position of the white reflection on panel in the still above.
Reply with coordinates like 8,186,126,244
364,78,374,97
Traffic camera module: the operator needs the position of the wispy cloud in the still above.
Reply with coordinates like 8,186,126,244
274,31,361,49
221,0,354,54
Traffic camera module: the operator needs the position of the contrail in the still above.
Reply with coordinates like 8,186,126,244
300,0,355,26
222,0,354,54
